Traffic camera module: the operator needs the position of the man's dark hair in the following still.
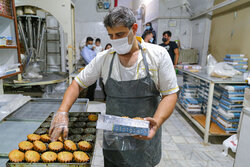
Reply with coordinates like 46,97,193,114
95,38,101,43
146,22,152,27
163,31,172,37
103,6,136,29
144,30,153,36
86,37,94,43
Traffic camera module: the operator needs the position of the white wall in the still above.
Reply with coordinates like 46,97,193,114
189,0,214,66
74,0,115,60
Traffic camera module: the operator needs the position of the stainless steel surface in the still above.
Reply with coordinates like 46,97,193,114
178,69,245,84
5,98,89,122
0,121,42,157
4,72,68,87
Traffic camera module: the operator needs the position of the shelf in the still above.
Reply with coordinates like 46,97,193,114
0,46,17,49
0,14,14,20
192,115,233,136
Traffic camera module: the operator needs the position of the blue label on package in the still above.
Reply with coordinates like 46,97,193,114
113,124,149,136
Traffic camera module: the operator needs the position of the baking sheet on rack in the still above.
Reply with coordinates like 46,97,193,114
5,98,89,122
0,121,42,157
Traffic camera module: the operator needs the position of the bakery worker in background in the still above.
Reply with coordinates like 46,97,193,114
143,30,154,43
159,31,179,67
95,38,103,53
80,37,97,101
49,6,178,167
142,22,157,44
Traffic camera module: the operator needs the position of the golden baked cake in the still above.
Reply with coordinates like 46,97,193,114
78,141,92,151
33,140,47,152
9,149,24,162
18,141,34,151
73,151,89,162
41,151,57,163
27,134,40,141
64,140,77,151
41,134,51,143
48,141,63,152
24,150,40,163
133,117,144,120
57,151,73,163
122,116,129,118
57,136,64,142
88,114,98,121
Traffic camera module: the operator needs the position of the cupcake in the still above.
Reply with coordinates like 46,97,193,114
9,149,24,162
41,134,51,143
78,141,92,151
24,150,40,163
64,140,77,151
27,134,40,142
18,141,34,151
41,151,57,163
88,114,98,122
57,151,73,163
48,142,63,152
57,136,64,142
33,141,47,152
133,117,144,120
73,151,90,162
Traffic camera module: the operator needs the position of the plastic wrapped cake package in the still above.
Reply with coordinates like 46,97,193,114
96,114,150,136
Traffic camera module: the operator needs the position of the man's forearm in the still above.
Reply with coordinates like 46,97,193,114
174,53,179,65
58,80,83,113
153,93,177,128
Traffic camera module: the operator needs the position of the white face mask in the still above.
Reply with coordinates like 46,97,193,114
110,29,134,55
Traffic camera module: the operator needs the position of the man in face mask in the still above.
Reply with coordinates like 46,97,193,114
142,22,157,44
159,31,179,67
80,37,97,101
143,30,154,43
49,6,178,167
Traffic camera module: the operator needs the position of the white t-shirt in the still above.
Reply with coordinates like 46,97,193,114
75,37,179,95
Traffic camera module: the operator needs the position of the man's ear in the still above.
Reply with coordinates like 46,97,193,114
131,23,138,35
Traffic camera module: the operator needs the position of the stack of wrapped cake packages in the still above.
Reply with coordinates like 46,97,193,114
224,54,248,72
198,80,209,114
179,74,203,114
211,85,249,133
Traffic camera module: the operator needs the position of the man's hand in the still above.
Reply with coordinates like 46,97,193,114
49,112,69,142
134,117,159,140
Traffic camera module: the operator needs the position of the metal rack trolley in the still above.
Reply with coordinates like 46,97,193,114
176,69,246,143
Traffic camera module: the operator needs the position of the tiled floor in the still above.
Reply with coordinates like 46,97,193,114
91,102,234,167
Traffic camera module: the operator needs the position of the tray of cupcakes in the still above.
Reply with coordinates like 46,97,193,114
6,112,99,167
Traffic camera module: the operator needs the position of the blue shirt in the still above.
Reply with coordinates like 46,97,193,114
81,46,96,64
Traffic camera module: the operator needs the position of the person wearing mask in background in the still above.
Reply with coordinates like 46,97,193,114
143,30,154,43
80,37,97,101
49,6,178,167
142,22,157,44
159,31,179,67
95,38,103,53
104,43,112,50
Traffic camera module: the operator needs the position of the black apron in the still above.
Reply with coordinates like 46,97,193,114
103,45,161,167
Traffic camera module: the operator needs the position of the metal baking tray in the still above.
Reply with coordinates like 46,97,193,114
6,112,99,167
4,98,89,122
